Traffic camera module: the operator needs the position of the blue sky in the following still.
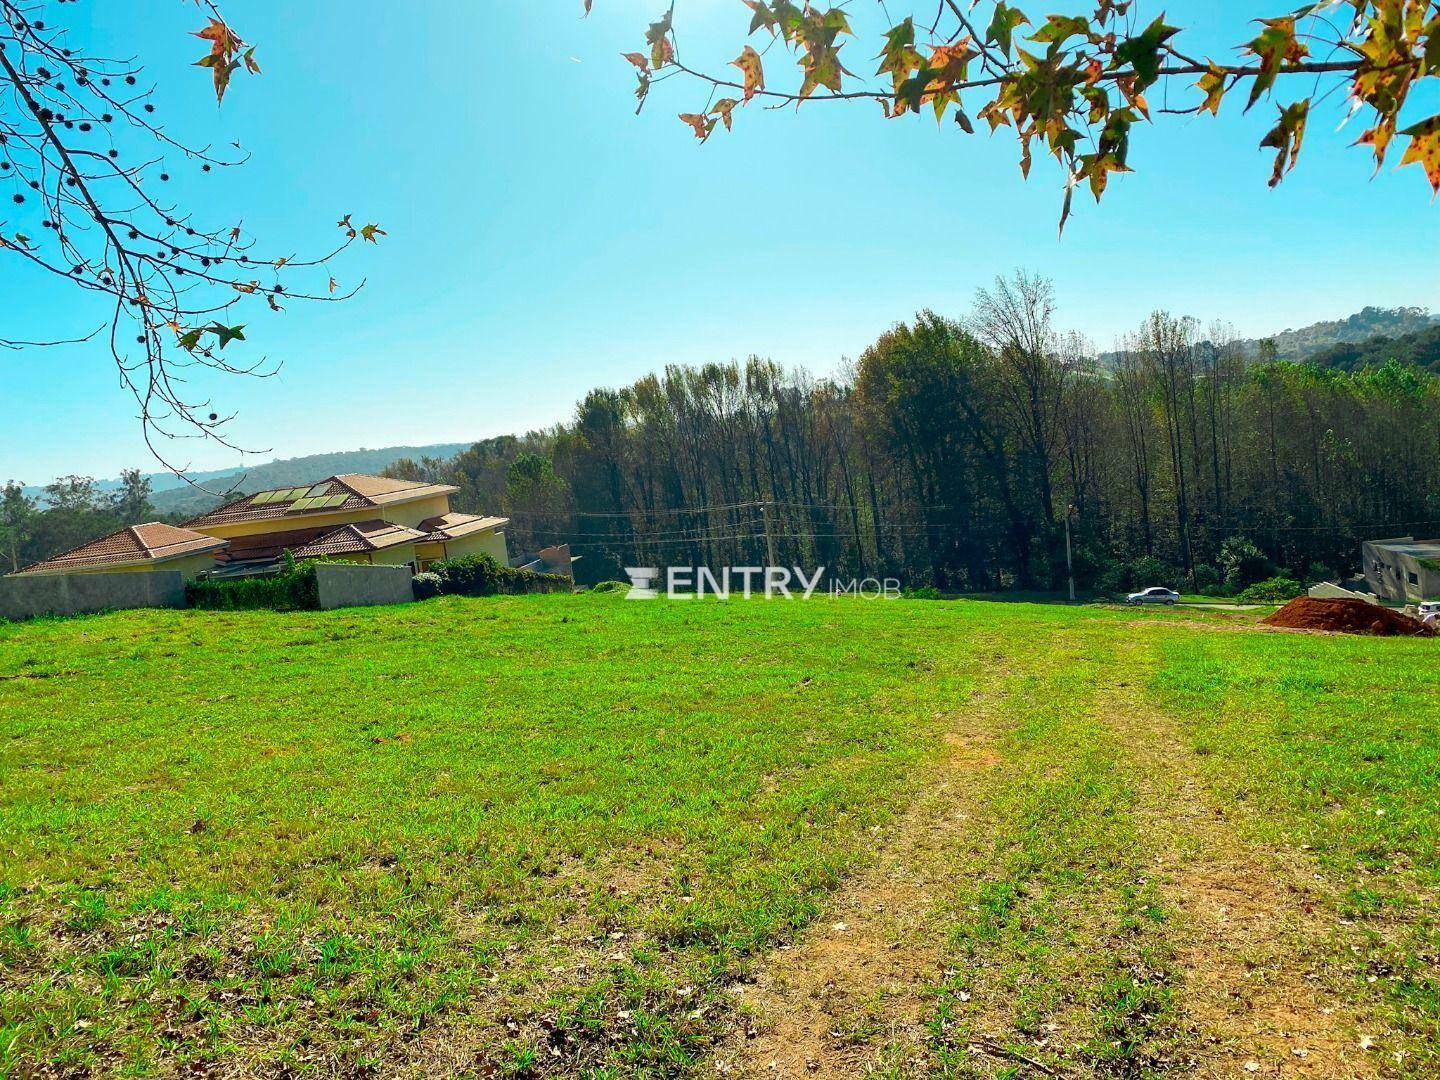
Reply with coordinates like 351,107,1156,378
2,0,1438,484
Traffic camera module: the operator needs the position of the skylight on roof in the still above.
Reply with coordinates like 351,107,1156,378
306,483,330,498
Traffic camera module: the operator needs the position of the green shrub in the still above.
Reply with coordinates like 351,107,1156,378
588,580,631,594
411,572,443,600
428,554,569,597
905,586,944,600
1235,575,1305,604
186,553,320,612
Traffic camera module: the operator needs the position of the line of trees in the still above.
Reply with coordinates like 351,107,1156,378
385,275,1440,593
1,472,153,575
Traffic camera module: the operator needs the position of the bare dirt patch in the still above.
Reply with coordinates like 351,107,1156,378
711,698,1006,1078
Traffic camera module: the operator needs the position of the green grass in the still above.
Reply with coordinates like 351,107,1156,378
2,594,1438,1076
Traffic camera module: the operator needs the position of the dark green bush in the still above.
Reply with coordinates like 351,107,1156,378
427,554,569,597
905,586,944,600
185,553,321,612
411,571,443,600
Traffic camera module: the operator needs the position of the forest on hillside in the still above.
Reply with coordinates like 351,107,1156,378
7,287,1440,592
384,282,1440,593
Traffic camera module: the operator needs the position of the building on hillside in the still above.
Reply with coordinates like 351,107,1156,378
185,474,508,576
1361,537,1440,602
7,474,509,580
513,543,578,579
12,523,228,578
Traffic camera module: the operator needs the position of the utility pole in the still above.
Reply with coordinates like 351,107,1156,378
1065,504,1077,603
761,501,777,567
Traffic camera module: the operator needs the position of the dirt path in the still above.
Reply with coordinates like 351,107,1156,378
709,696,1006,1078
1101,643,1378,1079
711,636,1378,1079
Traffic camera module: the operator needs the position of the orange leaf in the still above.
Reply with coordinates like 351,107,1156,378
730,45,765,103
1399,116,1440,195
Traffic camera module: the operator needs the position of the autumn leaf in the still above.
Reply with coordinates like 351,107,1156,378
645,10,675,70
1245,17,1306,112
622,52,651,73
1357,116,1397,171
193,18,250,104
1030,15,1090,48
1197,64,1227,116
711,98,739,132
877,18,921,93
731,45,765,102
1114,16,1180,92
360,223,386,243
328,277,339,294
986,2,1029,59
1260,98,1309,187
1399,115,1440,194
679,112,715,141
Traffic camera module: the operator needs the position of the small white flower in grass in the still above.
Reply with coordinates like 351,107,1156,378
1243,1062,1260,1073
1360,1035,1376,1050
831,922,848,932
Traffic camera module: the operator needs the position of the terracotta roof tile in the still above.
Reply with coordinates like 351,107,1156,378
14,523,226,575
291,520,428,559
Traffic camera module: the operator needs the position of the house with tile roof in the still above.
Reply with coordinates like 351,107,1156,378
10,474,509,580
12,523,228,577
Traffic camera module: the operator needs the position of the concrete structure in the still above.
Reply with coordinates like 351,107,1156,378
514,543,578,579
1361,537,1440,602
11,523,226,580
313,563,416,611
1308,581,1380,604
0,570,185,621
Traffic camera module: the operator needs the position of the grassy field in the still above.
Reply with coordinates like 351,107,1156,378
1,595,1437,1078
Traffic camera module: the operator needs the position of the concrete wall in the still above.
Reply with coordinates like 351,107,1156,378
0,570,185,622
1308,581,1379,604
314,563,414,611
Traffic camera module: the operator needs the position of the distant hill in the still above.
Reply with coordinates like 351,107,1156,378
22,443,470,520
1307,322,1440,374
1098,306,1439,368
1260,306,1439,360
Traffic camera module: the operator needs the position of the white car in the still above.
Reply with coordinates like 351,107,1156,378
1419,600,1440,625
1126,586,1179,606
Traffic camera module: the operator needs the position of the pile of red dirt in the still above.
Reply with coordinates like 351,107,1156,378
1263,597,1435,637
